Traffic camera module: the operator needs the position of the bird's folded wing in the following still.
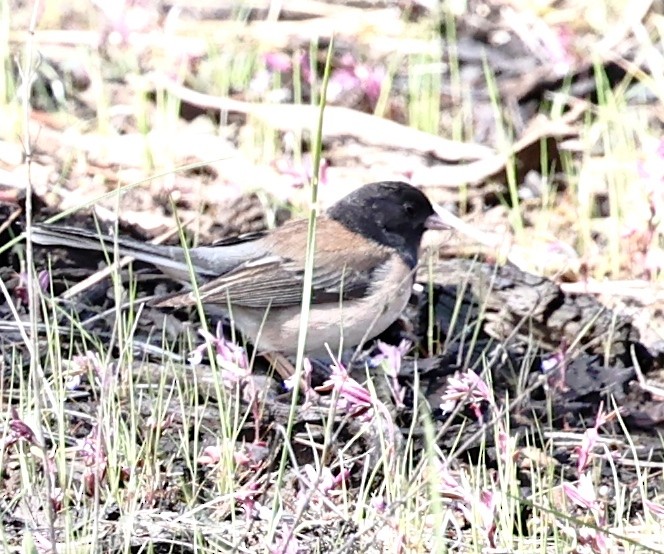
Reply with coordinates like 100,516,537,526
152,249,391,309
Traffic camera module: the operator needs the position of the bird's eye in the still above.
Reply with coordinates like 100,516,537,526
403,203,415,216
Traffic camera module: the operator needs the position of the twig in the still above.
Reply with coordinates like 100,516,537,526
149,73,493,163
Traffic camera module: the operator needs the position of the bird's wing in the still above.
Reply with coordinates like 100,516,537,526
153,218,395,309
153,248,391,309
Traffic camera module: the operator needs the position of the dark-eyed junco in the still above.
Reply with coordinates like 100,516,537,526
31,181,445,358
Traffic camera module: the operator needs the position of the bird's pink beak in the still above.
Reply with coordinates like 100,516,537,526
424,213,449,230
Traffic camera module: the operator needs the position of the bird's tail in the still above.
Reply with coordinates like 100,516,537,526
29,224,197,282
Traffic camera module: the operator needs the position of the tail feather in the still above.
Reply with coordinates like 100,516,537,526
30,223,266,285
30,224,200,283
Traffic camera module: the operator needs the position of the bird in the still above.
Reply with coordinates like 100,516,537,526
30,181,445,364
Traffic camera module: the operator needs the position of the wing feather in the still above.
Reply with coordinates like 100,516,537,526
153,217,395,310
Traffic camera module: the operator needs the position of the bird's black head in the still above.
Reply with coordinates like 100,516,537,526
328,181,444,268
